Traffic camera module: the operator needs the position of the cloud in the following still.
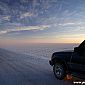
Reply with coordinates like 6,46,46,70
0,25,50,35
0,30,8,35
0,15,11,23
2,16,10,21
57,21,85,28
58,22,75,26
20,12,34,19
56,34,85,38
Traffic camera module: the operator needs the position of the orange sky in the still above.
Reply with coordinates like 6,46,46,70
0,34,85,47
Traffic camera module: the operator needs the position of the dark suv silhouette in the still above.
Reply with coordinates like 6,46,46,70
49,40,85,80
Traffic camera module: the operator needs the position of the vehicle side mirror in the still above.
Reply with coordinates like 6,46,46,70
74,47,79,52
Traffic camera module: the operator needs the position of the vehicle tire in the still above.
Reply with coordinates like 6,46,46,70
53,63,66,80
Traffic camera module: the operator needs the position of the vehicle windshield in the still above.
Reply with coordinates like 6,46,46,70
79,40,85,48
78,40,85,54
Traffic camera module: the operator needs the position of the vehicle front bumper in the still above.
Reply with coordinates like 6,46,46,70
49,60,53,66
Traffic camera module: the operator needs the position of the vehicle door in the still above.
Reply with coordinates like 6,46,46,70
70,43,85,73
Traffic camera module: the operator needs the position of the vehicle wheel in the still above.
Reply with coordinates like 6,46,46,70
53,63,66,80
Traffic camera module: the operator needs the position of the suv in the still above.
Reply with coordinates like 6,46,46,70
49,40,85,80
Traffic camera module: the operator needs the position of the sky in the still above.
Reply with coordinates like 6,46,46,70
0,0,85,46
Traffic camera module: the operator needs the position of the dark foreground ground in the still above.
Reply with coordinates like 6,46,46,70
0,48,73,85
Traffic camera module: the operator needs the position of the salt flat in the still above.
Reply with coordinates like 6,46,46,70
0,48,73,85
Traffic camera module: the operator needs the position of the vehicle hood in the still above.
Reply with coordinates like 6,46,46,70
53,50,73,54
52,50,73,61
